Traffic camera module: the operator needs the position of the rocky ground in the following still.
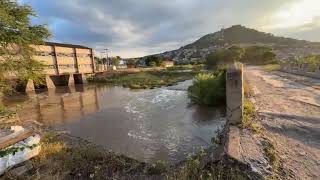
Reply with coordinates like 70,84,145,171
243,66,320,180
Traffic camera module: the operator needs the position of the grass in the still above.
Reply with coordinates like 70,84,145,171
263,64,280,72
167,64,205,71
243,80,253,97
9,132,154,179
169,148,249,180
88,71,196,89
0,105,16,119
241,99,261,132
263,139,282,179
3,131,251,179
188,69,226,107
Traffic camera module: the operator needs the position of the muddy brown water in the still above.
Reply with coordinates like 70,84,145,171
2,80,225,163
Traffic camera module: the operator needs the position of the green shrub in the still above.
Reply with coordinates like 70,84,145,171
188,70,226,106
147,160,168,174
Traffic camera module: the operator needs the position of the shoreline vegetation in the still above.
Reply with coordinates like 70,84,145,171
188,68,226,107
88,70,202,89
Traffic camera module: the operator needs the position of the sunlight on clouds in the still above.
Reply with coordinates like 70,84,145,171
267,0,320,29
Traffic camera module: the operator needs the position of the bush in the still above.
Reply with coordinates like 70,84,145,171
188,69,226,106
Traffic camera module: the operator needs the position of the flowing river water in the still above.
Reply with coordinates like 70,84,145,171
2,80,225,163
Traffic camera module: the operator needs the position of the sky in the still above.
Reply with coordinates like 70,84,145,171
20,0,320,58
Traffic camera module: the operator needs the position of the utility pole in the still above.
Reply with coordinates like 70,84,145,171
102,48,108,70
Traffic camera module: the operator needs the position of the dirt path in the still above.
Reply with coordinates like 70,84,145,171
244,66,320,180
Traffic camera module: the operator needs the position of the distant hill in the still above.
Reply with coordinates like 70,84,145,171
183,25,316,49
143,25,320,64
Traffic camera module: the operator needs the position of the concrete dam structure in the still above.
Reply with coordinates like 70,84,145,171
26,42,95,92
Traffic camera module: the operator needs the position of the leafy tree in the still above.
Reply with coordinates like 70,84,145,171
0,0,50,93
145,56,163,67
206,46,244,69
110,56,121,66
242,46,276,65
206,45,277,69
126,59,137,68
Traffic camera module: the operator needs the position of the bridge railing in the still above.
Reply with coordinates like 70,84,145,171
280,62,320,79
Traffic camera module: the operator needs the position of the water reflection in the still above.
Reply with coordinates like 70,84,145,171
6,86,99,125
2,81,226,163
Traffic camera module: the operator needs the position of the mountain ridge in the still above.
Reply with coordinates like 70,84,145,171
138,25,320,64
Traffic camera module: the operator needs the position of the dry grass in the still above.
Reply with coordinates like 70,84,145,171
263,139,282,180
263,64,280,72
8,132,152,179
243,80,253,97
241,99,261,132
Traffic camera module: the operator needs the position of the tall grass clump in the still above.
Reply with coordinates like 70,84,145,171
188,69,226,106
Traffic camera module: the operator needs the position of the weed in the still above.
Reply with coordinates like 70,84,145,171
147,160,168,174
0,105,16,119
241,99,261,132
263,139,282,179
211,128,223,145
263,64,280,72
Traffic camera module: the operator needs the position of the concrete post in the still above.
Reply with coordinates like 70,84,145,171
25,79,35,92
46,75,56,89
68,74,75,87
226,63,243,125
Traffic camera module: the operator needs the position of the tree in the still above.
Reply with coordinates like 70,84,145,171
126,59,137,68
145,55,163,67
0,0,50,93
110,56,120,66
242,46,276,65
206,46,244,69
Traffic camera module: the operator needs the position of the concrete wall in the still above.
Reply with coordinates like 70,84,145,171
280,62,320,79
226,63,244,125
32,44,95,76
224,63,244,163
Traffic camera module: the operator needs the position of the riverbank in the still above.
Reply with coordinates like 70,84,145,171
1,127,251,179
88,71,198,89
0,68,254,179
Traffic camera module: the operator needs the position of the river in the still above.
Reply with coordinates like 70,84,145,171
2,80,225,163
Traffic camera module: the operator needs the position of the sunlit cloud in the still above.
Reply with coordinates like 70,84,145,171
21,0,319,58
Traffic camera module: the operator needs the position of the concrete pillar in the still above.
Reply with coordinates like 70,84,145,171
25,79,35,92
226,63,243,125
46,75,56,89
81,74,88,84
68,74,75,87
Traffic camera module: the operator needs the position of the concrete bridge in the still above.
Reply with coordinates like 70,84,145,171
26,42,96,92
224,63,320,179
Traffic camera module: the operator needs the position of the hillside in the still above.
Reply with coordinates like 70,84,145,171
183,25,313,49
154,25,320,64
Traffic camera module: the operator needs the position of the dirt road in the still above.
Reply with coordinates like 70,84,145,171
244,66,320,180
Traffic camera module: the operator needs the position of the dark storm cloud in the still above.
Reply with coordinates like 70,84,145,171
21,0,300,57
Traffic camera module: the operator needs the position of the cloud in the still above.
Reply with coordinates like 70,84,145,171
21,0,311,58
271,16,320,41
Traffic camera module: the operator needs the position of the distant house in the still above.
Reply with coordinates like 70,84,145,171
116,59,128,69
161,60,174,68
